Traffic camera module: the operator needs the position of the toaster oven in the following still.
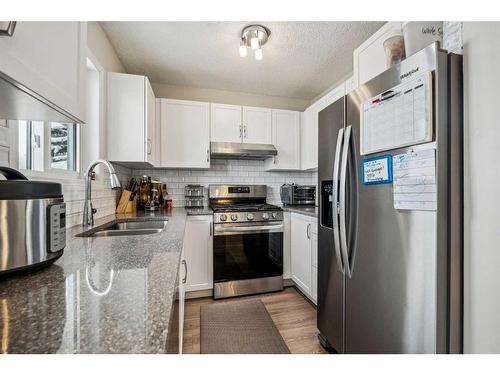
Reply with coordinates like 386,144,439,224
280,184,316,206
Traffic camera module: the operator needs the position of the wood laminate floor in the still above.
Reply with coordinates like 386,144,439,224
182,287,326,354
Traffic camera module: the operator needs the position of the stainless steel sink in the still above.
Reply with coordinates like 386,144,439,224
76,219,168,237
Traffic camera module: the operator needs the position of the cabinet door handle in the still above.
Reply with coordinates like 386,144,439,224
307,223,311,239
182,260,187,284
206,149,210,162
147,139,152,155
0,22,16,37
209,224,213,236
244,124,247,138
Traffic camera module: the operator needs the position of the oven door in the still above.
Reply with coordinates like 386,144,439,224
213,222,283,285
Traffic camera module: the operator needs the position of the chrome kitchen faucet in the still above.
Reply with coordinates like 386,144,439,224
83,160,121,226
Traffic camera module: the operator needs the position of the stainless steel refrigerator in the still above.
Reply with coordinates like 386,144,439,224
317,43,463,354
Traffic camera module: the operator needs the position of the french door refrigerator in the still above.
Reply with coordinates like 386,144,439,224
317,43,463,354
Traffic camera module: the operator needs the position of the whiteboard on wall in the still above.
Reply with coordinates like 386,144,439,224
360,71,433,155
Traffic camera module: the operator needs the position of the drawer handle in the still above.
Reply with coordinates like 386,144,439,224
182,259,188,284
0,22,16,37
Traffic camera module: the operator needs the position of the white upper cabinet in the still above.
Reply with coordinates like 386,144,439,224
107,73,157,166
159,99,210,169
241,106,272,144
345,75,358,94
323,82,346,108
210,103,272,144
264,109,300,171
353,22,403,86
146,80,157,165
210,103,242,143
300,107,317,171
0,22,87,122
300,83,345,171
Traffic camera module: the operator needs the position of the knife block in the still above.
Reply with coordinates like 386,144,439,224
116,190,138,214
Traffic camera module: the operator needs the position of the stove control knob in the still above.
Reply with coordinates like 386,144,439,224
247,213,254,221
230,214,238,221
220,214,227,222
271,212,278,219
262,213,270,220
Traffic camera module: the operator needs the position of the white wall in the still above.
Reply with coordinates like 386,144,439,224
151,82,310,111
463,22,500,354
87,22,126,74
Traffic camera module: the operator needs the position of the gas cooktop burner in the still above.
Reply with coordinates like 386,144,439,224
210,203,282,212
209,184,284,224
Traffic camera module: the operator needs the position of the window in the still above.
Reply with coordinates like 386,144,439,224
50,122,77,170
18,120,44,171
17,121,79,173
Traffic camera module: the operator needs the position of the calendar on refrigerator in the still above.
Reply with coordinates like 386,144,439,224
360,71,433,155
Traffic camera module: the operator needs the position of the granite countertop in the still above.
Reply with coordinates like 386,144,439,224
185,207,213,216
282,205,318,218
0,208,195,354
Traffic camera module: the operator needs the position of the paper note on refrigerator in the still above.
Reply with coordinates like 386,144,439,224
392,148,437,211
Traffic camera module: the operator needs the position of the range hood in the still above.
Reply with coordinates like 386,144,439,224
0,71,83,124
210,142,277,160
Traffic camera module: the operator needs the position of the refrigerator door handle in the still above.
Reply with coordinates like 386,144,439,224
333,127,345,274
339,125,352,278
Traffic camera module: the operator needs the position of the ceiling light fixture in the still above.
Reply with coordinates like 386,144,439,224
239,40,248,57
254,48,263,61
239,25,270,61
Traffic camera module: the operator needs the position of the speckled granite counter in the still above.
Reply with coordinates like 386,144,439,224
185,207,213,216
0,208,192,354
282,205,318,218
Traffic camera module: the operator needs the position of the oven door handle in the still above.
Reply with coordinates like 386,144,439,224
214,224,284,235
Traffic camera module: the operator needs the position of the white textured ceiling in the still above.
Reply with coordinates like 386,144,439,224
101,21,385,100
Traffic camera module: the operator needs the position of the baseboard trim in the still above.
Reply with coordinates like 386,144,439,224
184,279,315,306
186,289,213,299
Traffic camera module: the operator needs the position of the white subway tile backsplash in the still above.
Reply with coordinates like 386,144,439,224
26,173,126,228
117,159,316,207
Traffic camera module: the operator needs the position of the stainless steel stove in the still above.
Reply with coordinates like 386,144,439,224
209,185,284,299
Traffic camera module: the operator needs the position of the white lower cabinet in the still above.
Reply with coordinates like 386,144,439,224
290,213,318,304
183,215,213,292
311,224,318,304
283,212,292,279
311,266,318,304
178,247,186,353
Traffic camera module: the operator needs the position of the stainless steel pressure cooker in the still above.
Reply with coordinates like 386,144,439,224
0,167,66,277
